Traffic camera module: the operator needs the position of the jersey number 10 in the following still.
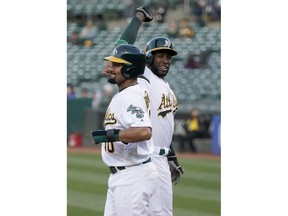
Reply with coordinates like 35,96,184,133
104,142,114,153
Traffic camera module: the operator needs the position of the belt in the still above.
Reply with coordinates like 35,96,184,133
109,157,151,174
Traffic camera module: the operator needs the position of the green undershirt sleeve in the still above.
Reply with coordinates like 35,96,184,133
114,17,142,47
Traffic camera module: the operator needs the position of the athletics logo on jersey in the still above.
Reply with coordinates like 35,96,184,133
127,104,144,118
104,108,117,125
173,94,178,114
144,91,150,109
144,91,151,116
157,93,172,117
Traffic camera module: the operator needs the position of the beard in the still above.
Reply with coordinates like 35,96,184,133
107,73,117,84
108,78,116,84
149,64,169,78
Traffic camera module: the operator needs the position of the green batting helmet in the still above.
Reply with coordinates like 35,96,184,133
104,44,146,78
145,37,177,66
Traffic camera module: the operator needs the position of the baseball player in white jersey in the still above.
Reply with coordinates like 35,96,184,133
91,44,157,216
103,6,184,215
138,37,184,216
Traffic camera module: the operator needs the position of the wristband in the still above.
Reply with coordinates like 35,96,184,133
91,129,120,143
106,129,120,142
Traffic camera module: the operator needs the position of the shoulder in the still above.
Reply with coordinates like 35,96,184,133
137,74,150,84
143,67,153,79
118,85,148,109
137,75,151,93
120,84,147,97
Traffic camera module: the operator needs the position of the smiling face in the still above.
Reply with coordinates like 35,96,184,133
149,51,172,78
107,62,126,85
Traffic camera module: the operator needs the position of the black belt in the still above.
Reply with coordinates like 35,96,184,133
109,157,151,174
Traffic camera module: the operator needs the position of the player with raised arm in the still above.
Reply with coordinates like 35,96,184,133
103,6,184,216
92,44,157,216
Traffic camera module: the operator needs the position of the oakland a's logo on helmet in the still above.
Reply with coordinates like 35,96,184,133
164,40,172,48
112,49,118,55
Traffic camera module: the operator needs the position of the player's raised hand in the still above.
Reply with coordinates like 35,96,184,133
136,6,153,22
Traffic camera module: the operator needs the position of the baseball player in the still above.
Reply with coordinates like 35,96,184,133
103,6,184,216
91,44,158,216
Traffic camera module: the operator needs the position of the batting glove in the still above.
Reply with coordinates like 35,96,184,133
168,155,184,185
136,6,153,22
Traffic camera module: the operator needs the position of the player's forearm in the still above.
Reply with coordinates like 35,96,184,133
91,127,152,144
115,16,142,46
119,127,152,143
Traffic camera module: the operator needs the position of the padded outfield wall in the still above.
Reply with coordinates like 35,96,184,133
67,99,221,154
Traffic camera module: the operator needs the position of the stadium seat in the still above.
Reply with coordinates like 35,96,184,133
67,21,221,113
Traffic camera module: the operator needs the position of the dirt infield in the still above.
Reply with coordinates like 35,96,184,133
67,146,221,160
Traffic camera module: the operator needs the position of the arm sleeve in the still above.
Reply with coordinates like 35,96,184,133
114,17,142,46
167,143,177,158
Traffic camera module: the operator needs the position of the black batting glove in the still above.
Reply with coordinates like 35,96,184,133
168,155,184,184
167,143,184,185
136,6,153,22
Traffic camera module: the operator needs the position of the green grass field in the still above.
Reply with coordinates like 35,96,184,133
67,152,220,216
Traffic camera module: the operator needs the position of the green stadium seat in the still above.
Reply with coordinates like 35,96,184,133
67,23,221,113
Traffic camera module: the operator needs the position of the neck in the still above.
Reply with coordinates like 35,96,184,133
118,78,137,91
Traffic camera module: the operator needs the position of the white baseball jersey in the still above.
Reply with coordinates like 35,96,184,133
138,67,178,216
138,67,178,150
101,83,154,167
